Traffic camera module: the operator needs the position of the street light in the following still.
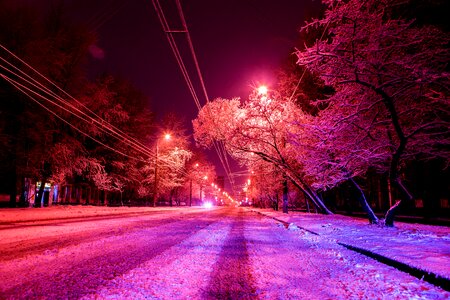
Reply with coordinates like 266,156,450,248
153,133,171,207
257,85,268,95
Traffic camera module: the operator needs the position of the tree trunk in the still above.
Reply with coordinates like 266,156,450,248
254,152,332,214
282,179,288,214
305,192,311,213
385,177,413,226
9,166,17,208
35,178,47,208
349,178,379,224
275,193,279,211
358,83,411,227
19,177,30,207
287,175,333,215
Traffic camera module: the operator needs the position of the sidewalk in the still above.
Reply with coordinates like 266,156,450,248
249,208,450,290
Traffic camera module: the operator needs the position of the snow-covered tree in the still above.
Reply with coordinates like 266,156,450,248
193,91,332,214
0,1,95,207
246,159,284,210
182,154,216,206
296,0,450,225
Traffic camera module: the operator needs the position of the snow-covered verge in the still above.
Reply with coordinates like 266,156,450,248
245,215,450,299
250,208,450,282
0,205,188,223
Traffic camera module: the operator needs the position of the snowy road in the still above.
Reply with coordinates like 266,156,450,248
0,207,447,299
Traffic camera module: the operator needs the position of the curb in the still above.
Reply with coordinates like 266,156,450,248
338,242,450,292
252,209,319,235
250,209,450,292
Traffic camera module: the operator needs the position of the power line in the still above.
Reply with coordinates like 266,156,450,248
151,0,237,194
0,58,154,159
0,44,152,157
1,73,146,162
0,46,190,176
173,0,236,193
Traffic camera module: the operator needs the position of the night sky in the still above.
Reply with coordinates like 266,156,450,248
21,0,323,185
65,0,321,116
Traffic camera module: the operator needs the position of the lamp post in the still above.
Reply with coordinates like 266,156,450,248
153,133,171,207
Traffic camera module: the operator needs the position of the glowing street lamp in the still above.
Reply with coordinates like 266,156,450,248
257,85,268,95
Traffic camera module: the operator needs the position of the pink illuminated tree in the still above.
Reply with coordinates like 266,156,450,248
193,91,332,214
296,0,450,225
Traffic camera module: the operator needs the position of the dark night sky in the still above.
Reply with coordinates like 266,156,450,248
67,0,321,115
27,0,322,187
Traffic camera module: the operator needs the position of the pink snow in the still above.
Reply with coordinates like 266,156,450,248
251,208,450,280
0,206,449,299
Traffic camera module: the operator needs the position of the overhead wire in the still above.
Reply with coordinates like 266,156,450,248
152,1,336,197
151,0,202,111
153,0,237,195
0,47,189,175
0,58,154,160
0,73,146,162
173,0,236,183
288,15,331,102
86,0,129,32
0,44,156,159
0,73,189,175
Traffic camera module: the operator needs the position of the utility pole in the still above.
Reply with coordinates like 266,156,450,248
189,178,192,207
153,142,158,207
152,133,171,207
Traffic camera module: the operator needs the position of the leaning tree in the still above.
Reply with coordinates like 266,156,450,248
193,92,332,214
296,0,450,225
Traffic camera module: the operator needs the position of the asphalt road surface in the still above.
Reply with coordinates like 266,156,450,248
0,207,446,299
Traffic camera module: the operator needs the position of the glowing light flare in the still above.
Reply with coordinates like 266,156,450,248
257,85,268,95
203,202,213,209
164,133,172,140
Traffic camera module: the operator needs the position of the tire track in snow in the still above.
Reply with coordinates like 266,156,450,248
0,211,204,261
205,209,258,299
0,209,227,299
82,211,234,299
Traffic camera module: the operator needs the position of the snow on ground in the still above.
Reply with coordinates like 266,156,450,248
0,206,204,246
0,205,186,223
81,217,233,299
0,206,449,299
245,215,449,299
250,208,450,281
